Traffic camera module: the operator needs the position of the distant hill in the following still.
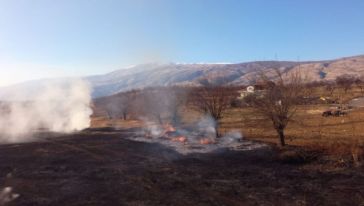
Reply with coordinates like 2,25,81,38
86,61,304,97
1,55,364,99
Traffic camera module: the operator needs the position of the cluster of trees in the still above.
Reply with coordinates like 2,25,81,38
96,70,364,147
322,74,364,94
95,83,240,137
95,90,138,121
95,87,190,125
334,74,364,96
247,73,364,146
188,80,239,137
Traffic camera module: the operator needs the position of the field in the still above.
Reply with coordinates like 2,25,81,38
222,105,364,146
1,86,364,205
220,85,364,163
0,129,363,206
93,101,364,156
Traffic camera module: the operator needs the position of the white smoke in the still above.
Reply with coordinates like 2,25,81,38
196,115,217,138
0,187,19,205
220,130,243,145
0,79,93,142
143,120,164,138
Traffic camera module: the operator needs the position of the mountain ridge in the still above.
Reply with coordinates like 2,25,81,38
1,55,364,99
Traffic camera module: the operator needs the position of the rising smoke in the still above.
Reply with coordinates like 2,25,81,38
0,79,93,142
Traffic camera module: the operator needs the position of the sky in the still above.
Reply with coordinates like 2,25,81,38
0,0,364,86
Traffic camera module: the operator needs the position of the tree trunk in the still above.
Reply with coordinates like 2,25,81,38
277,128,286,146
215,122,221,138
157,115,163,125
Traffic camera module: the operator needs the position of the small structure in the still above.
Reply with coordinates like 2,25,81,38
246,86,255,93
237,86,261,99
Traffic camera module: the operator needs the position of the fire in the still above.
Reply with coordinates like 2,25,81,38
171,136,187,143
199,138,215,145
163,123,176,133
144,123,216,145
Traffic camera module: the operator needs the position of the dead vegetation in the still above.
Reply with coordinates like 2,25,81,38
2,79,364,205
92,77,364,167
244,69,305,146
188,79,238,137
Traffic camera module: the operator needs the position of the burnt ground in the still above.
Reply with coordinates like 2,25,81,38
0,129,363,206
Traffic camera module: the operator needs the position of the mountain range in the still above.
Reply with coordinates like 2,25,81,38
1,55,364,100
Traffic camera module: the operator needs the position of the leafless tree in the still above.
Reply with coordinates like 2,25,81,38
325,82,336,97
336,74,356,94
143,88,167,124
245,69,304,146
189,79,238,137
102,90,137,120
166,87,189,125
129,89,147,118
355,76,364,95
141,87,189,125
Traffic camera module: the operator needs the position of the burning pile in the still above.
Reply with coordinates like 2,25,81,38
128,119,267,154
144,122,217,145
144,123,187,142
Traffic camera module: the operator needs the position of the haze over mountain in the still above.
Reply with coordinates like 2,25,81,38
1,55,364,100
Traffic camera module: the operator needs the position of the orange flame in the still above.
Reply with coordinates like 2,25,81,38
164,123,176,133
200,138,215,145
171,136,187,143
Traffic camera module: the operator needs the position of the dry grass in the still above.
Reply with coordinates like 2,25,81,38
217,104,364,166
91,86,364,165
220,106,363,143
91,116,143,129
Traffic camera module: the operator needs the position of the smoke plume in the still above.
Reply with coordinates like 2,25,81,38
0,79,93,142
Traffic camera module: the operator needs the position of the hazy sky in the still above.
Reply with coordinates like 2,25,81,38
1,0,364,86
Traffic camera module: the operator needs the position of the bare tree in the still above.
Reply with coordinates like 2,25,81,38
143,88,166,124
245,69,304,146
325,82,336,98
102,90,137,120
129,89,147,119
189,79,237,137
140,87,189,125
336,74,356,95
122,90,137,120
166,87,189,125
355,76,364,95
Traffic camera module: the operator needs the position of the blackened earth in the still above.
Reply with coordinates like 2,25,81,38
0,128,363,206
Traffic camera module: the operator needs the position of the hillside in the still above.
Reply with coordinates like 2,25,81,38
1,55,364,99
87,55,364,97
86,61,303,97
